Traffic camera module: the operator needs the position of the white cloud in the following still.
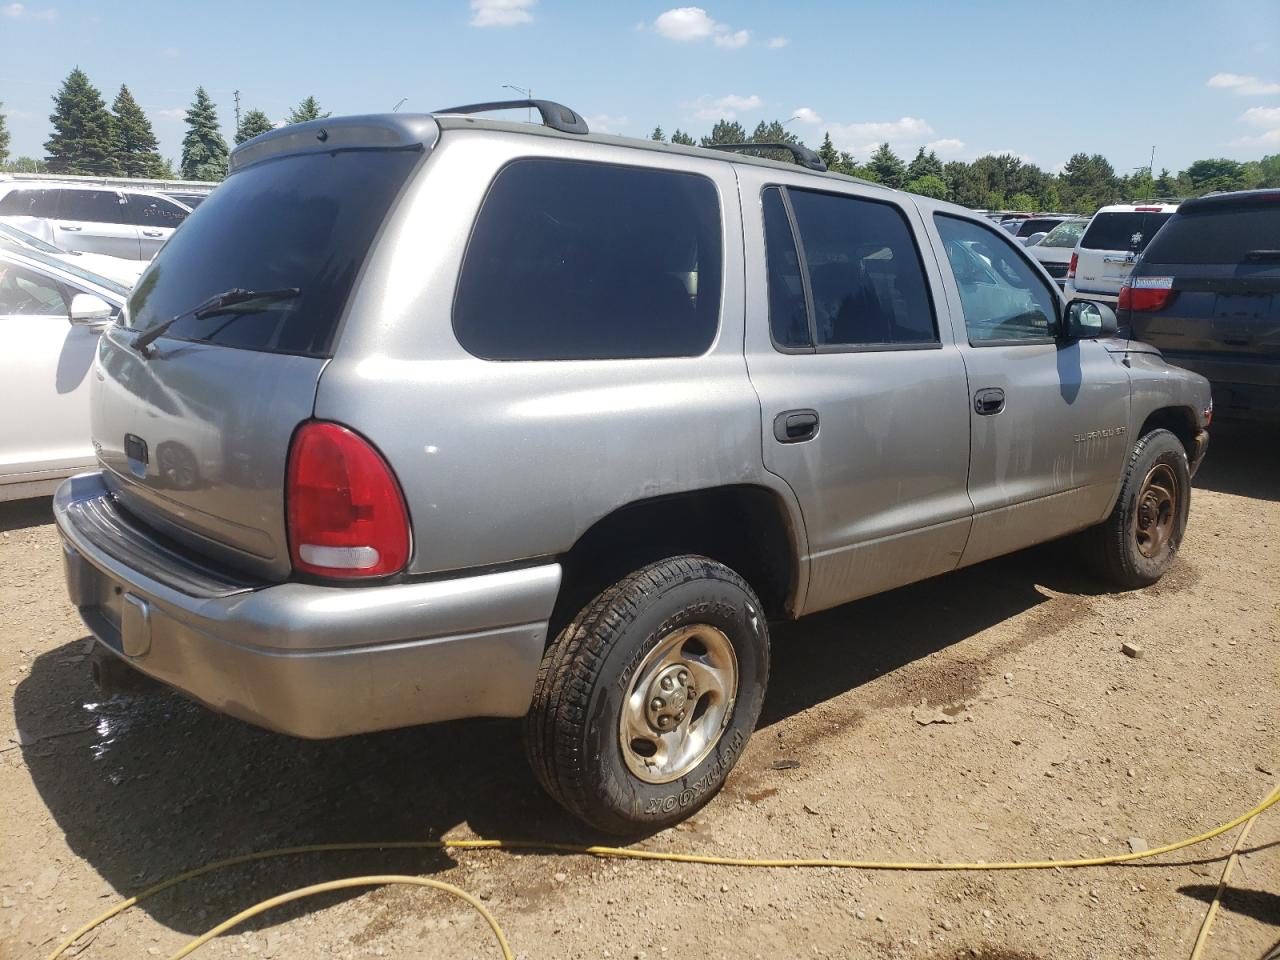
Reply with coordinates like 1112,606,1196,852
767,36,788,48
687,93,762,121
1232,105,1280,146
2,3,57,20
584,113,630,134
162,46,179,59
791,107,822,124
825,116,934,156
1207,72,1280,96
469,0,534,28
925,138,965,156
654,7,749,48
155,108,186,120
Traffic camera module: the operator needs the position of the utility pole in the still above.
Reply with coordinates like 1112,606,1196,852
233,90,242,134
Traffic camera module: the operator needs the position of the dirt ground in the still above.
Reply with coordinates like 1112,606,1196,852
1,421,1277,960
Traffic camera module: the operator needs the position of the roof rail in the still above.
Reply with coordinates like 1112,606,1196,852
432,99,589,135
704,142,827,172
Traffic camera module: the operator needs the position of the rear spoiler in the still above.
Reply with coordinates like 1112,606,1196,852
229,115,439,174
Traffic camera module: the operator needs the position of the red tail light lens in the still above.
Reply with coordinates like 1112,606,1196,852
1067,252,1078,279
286,421,410,579
1118,276,1174,312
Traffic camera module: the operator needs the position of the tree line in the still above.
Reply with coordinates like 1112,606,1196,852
651,119,1280,212
0,67,330,181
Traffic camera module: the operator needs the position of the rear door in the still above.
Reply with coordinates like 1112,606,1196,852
1075,209,1174,297
926,213,1132,566
740,170,973,615
126,194,191,257
0,256,103,483
52,189,142,259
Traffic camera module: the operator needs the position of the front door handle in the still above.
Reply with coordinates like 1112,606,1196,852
974,387,1005,416
773,409,819,443
58,223,83,231
141,229,164,237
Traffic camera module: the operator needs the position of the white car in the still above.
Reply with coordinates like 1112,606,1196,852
1064,201,1178,304
0,246,128,500
0,221,146,286
1026,217,1088,287
0,180,192,261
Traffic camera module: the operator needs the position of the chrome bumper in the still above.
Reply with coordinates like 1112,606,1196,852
54,472,561,738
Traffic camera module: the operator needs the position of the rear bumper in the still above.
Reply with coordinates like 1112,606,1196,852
54,472,561,738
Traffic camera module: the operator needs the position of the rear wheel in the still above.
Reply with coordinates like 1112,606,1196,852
1085,428,1190,588
524,556,769,834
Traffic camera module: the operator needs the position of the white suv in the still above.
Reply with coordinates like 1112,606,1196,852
0,181,192,261
1064,201,1178,304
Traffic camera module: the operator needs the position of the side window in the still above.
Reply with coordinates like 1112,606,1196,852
761,187,809,348
0,189,58,217
785,188,937,347
126,195,190,227
454,158,722,360
0,262,68,316
934,215,1058,343
60,190,131,224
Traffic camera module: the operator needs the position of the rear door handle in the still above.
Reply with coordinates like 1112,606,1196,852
58,223,83,231
773,409,819,443
974,388,1005,416
141,229,164,237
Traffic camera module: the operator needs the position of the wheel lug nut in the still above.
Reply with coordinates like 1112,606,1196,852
660,676,674,692
676,711,685,722
651,697,664,710
677,670,688,684
657,715,671,728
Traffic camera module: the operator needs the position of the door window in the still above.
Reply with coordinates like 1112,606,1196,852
763,187,937,349
58,190,131,225
126,195,190,228
0,188,60,217
934,215,1058,343
0,261,68,316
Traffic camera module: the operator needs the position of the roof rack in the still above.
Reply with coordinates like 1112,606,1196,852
704,142,828,172
432,99,589,135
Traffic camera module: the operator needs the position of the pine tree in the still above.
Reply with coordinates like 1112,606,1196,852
867,143,906,188
670,129,695,146
700,120,747,146
905,174,948,200
818,132,839,170
180,87,229,181
111,85,164,178
906,147,943,182
0,103,9,165
45,67,119,175
235,108,274,145
288,96,329,124
650,125,665,142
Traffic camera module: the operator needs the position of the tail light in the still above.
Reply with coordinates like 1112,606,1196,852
286,421,411,579
1067,252,1078,279
1118,276,1174,312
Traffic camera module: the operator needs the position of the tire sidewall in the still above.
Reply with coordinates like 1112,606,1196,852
1122,434,1191,582
584,565,768,831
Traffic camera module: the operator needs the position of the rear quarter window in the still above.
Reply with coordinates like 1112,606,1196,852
1142,205,1280,265
1080,211,1173,253
454,158,722,360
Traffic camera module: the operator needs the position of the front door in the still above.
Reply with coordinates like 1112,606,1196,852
0,260,101,483
927,213,1132,567
740,172,973,615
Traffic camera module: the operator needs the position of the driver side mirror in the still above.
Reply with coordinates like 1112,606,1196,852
69,292,114,329
1063,299,1118,339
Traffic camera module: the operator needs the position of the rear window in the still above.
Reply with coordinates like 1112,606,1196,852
1142,205,1280,265
1016,218,1064,237
1039,220,1086,248
1080,211,1173,253
125,148,420,357
454,158,722,360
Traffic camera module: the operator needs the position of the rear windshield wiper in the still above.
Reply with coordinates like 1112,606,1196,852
133,286,301,356
1243,249,1280,263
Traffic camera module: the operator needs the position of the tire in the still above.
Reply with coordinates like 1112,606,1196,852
524,556,769,834
1085,428,1191,588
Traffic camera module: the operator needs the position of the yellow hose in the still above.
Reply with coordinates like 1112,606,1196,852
45,782,1279,960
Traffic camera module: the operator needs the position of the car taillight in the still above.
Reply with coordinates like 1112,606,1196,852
286,421,411,579
1118,276,1174,312
1067,252,1078,279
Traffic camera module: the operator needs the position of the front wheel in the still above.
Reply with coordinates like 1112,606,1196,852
1085,428,1191,588
523,556,769,834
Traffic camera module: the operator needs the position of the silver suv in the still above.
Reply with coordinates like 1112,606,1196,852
54,101,1211,833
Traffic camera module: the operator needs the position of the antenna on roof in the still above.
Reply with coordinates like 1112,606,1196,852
704,142,827,172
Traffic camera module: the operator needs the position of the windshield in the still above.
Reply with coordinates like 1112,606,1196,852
0,244,129,298
1080,211,1174,253
1143,205,1280,265
126,147,421,357
0,221,65,255
1039,219,1087,248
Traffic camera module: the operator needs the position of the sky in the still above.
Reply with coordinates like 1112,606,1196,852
2,0,1279,175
